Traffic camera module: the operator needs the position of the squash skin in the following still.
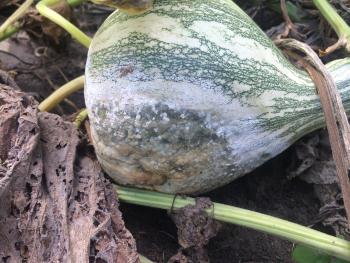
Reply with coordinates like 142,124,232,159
85,0,350,194
92,0,154,14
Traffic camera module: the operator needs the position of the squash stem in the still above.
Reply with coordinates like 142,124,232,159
0,0,33,38
36,0,91,48
73,108,88,127
116,185,350,261
139,254,154,263
34,1,91,111
66,0,87,7
0,0,86,42
0,24,19,41
313,0,350,52
38,75,84,112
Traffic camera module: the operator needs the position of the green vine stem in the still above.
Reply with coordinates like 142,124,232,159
36,0,91,48
0,0,33,40
0,0,87,41
66,0,87,7
116,185,350,261
38,75,84,112
0,24,19,41
34,0,92,111
139,255,154,263
73,108,88,127
313,0,350,53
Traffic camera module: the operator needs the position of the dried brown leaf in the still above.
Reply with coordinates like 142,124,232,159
0,85,140,262
169,198,220,263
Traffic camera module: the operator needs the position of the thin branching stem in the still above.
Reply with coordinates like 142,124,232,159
313,0,350,52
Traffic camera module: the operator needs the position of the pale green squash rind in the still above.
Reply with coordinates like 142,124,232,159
85,0,350,193
88,0,322,136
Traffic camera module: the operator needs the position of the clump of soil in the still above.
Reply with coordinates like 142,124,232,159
169,198,221,262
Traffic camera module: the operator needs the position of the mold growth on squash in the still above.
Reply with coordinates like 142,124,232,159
90,101,241,194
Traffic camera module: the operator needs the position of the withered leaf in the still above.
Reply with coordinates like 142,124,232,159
0,85,140,262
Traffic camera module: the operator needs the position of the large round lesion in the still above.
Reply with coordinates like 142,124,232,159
90,102,239,193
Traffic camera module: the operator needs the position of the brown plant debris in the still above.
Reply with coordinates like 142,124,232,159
276,38,350,229
0,0,18,10
0,85,140,262
288,131,350,238
22,1,72,44
168,198,220,263
0,70,19,89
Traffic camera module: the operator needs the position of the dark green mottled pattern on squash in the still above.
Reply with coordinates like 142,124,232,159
85,0,350,193
88,0,325,138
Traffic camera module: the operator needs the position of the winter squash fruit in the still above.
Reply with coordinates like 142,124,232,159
85,0,350,194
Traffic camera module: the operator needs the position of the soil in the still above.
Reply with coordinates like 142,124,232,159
0,1,348,262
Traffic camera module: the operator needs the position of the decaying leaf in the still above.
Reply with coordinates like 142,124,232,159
169,198,220,263
288,131,350,238
0,85,140,262
287,131,337,184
